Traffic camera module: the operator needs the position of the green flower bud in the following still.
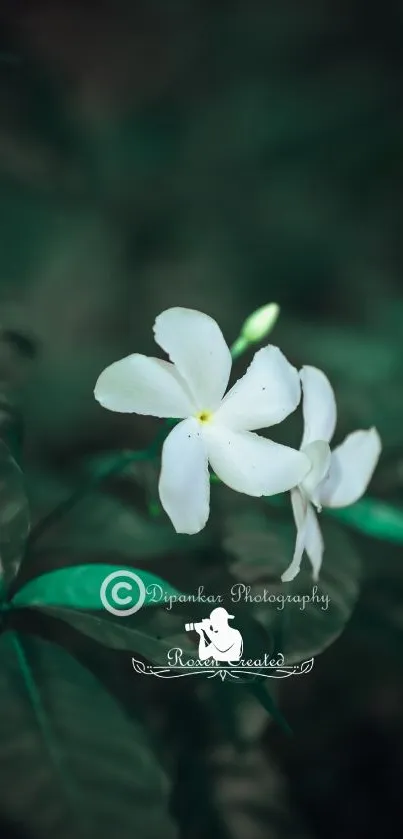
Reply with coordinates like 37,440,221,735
241,303,280,344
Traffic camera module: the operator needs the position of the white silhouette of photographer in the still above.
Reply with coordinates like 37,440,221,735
195,607,243,663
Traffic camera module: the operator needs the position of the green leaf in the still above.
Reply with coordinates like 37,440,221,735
11,564,182,610
0,631,177,839
38,607,196,665
10,565,193,664
223,504,360,664
0,439,30,593
26,469,207,559
329,497,403,543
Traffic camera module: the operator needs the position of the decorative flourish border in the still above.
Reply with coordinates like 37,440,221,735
132,657,314,682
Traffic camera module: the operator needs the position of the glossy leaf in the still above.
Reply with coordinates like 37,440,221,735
11,564,182,610
329,497,403,544
0,631,177,839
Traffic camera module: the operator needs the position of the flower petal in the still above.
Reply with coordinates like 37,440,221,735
204,426,310,496
94,354,195,417
304,504,324,580
282,492,324,583
318,427,381,508
281,488,309,582
158,418,210,534
214,345,301,431
153,308,232,411
300,366,337,447
300,440,331,507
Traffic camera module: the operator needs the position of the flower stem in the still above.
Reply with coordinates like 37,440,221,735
230,336,249,360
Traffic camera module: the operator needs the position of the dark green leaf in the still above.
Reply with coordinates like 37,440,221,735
26,469,207,559
0,631,177,839
245,682,292,736
10,563,198,663
37,606,196,664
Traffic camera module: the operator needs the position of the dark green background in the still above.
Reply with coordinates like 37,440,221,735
0,2,402,838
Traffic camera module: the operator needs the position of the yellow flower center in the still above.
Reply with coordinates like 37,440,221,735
197,410,212,424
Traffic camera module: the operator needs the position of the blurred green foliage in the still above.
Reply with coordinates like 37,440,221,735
0,2,402,839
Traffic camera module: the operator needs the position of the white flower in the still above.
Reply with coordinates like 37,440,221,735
94,307,310,534
281,365,382,583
